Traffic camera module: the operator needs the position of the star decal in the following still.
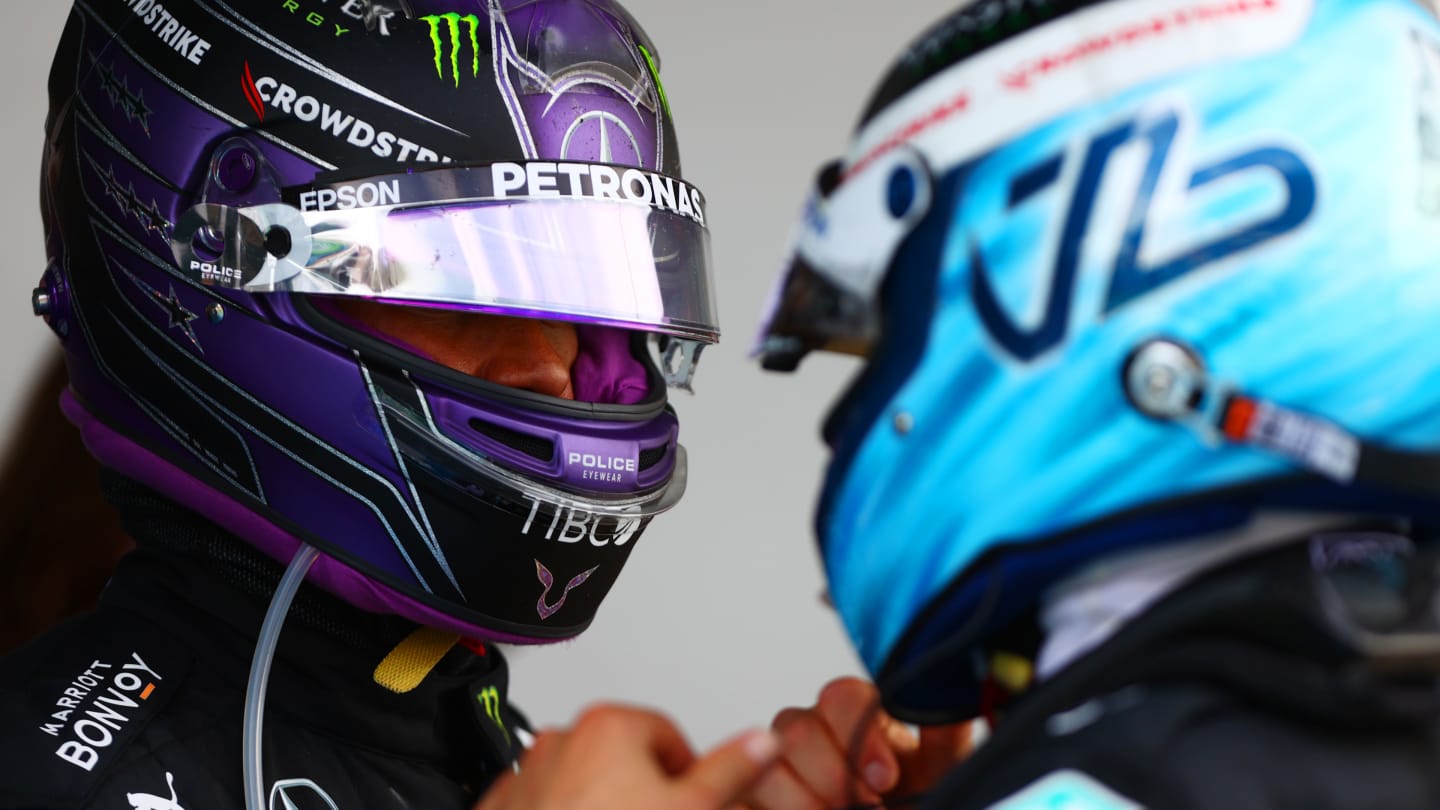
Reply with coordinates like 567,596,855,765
91,58,153,136
155,284,199,331
150,283,202,352
120,262,204,354
86,155,172,239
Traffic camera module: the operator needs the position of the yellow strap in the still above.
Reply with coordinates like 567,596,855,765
990,651,1035,694
372,626,459,694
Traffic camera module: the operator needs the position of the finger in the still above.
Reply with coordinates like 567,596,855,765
514,727,566,773
485,729,565,809
572,704,697,777
815,678,900,795
772,708,882,807
891,721,974,798
680,728,781,808
640,711,698,776
916,722,972,761
741,761,827,810
883,716,920,756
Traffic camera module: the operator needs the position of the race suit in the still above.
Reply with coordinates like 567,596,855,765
921,533,1440,809
0,475,525,810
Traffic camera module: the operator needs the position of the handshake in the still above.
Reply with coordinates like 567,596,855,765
477,677,972,810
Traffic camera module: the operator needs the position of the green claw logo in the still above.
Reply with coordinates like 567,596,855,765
477,685,510,744
638,44,670,119
422,13,482,86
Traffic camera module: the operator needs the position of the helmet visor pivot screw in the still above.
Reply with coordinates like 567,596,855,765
1123,339,1207,421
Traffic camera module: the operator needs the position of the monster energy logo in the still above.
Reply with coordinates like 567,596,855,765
422,13,482,86
637,44,670,119
477,685,510,744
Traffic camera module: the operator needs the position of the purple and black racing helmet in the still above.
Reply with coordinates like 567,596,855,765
38,0,715,644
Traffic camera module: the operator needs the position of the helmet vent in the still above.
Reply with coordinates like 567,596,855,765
469,419,555,462
638,444,668,471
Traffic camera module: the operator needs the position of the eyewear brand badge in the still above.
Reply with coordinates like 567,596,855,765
127,772,184,810
422,13,482,86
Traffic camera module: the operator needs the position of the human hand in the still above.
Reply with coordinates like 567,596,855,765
739,676,973,809
474,704,780,810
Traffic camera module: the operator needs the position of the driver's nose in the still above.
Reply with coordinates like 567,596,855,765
330,300,579,400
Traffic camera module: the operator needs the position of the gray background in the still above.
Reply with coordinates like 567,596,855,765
0,1,956,749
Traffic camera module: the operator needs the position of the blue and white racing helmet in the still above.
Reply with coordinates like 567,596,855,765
759,0,1440,722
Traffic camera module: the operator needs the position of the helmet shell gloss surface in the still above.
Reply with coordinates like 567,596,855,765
43,0,706,643
792,0,1440,720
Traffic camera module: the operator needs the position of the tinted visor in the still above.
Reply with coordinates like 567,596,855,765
755,147,932,370
172,161,718,343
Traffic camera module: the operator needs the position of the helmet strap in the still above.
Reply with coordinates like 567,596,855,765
373,626,460,694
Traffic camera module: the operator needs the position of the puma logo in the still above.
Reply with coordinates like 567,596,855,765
535,560,599,620
127,772,184,810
